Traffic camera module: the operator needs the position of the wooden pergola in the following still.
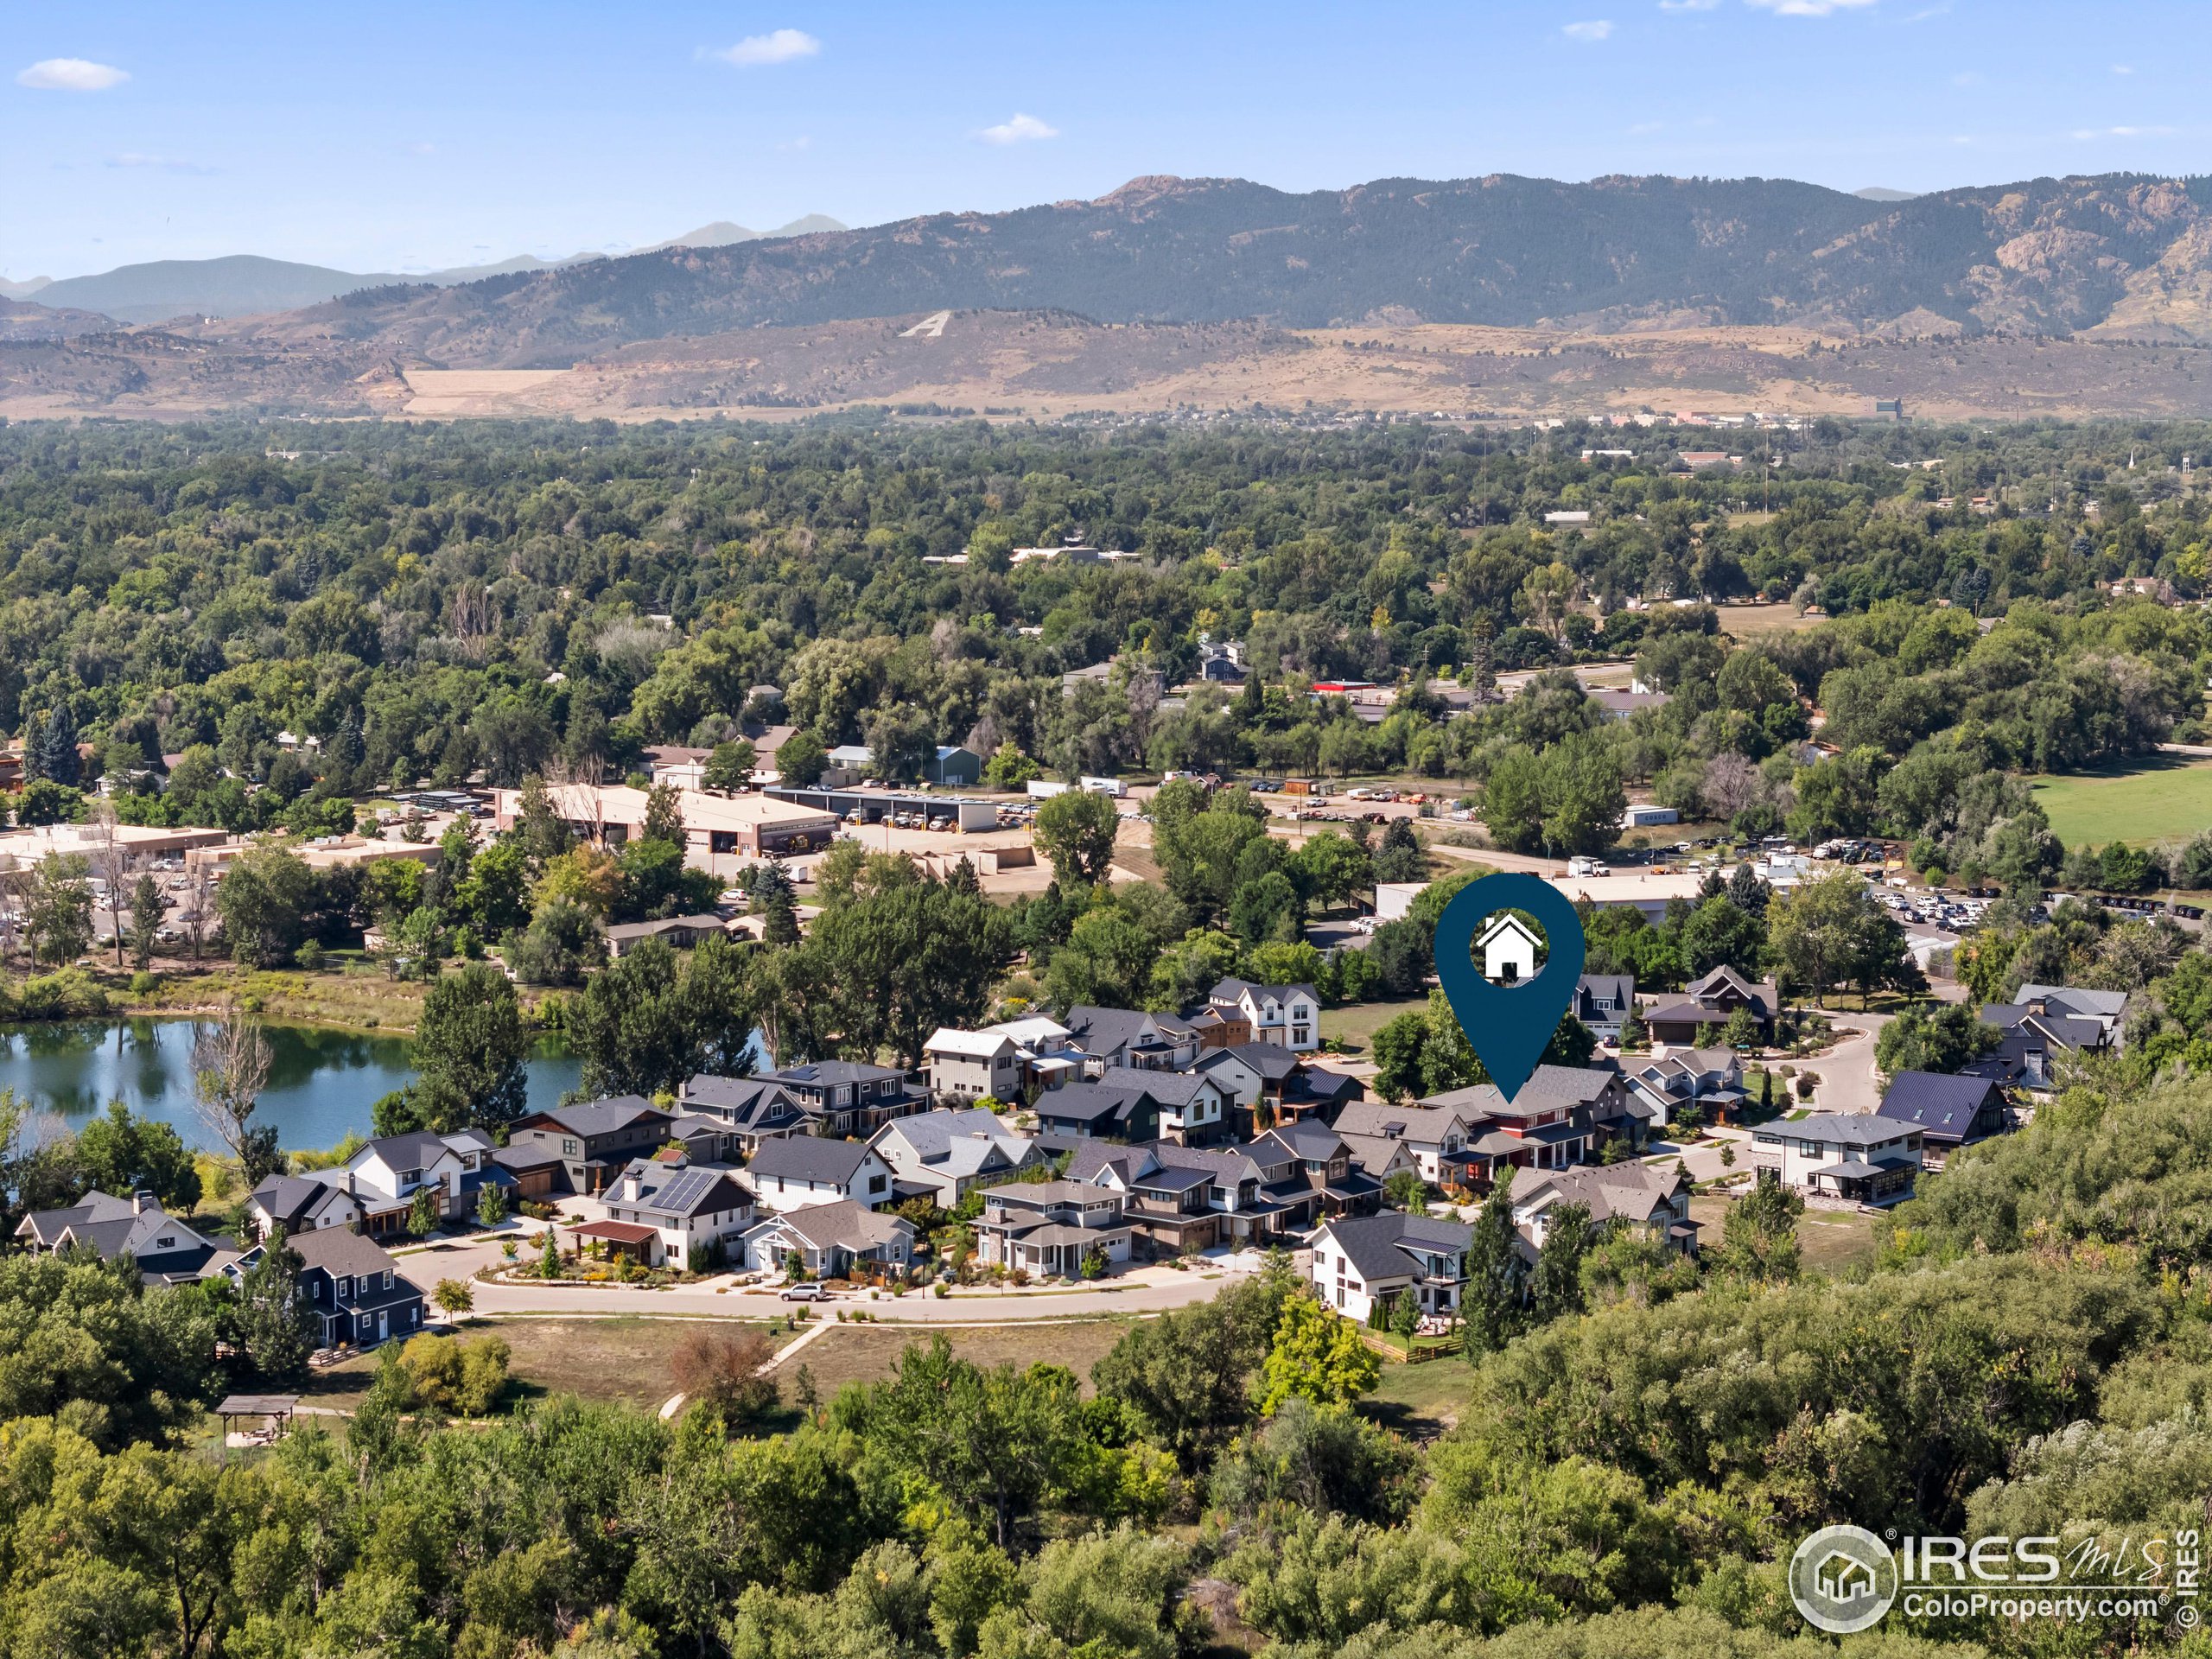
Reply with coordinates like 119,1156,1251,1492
215,1393,299,1460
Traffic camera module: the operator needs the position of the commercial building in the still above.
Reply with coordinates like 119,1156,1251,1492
492,784,839,874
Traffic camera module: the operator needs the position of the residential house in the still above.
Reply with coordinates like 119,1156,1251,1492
230,1227,424,1350
677,1075,813,1157
1061,1005,1205,1071
972,1180,1136,1273
1206,979,1321,1053
1069,1131,1332,1255
507,1098,680,1196
1188,1005,1254,1049
244,1173,364,1241
1030,1078,1160,1144
1970,984,2127,1094
754,1060,924,1135
1193,1042,1363,1134
1094,1064,1230,1146
248,1128,513,1242
868,1107,1046,1208
1513,1062,1646,1153
1573,973,1637,1043
1622,1047,1746,1128
1332,1100,1481,1190
977,1014,1087,1094
744,1135,896,1213
1639,965,1779,1046
603,913,730,959
1876,1071,2012,1170
1267,1121,1386,1218
1307,1212,1474,1323
13,1190,233,1285
1422,1082,1596,1183
740,1199,917,1278
823,744,874,786
924,1027,1023,1103
1749,1111,1923,1205
1333,1129,1421,1187
596,1152,755,1268
1197,641,1247,683
1510,1161,1698,1255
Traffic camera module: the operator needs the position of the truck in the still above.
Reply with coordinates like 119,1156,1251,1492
1026,780,1070,800
1078,776,1128,798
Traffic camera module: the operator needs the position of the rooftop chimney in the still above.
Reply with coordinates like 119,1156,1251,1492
132,1189,154,1214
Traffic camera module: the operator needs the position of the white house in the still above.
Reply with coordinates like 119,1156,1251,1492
740,1199,917,1277
924,1027,1023,1103
248,1128,514,1243
743,1136,896,1213
971,1180,1136,1274
1207,978,1321,1053
1093,1064,1232,1146
1510,1161,1698,1255
1478,913,1542,983
868,1107,1044,1207
1308,1211,1473,1322
1748,1112,1923,1205
597,1153,756,1268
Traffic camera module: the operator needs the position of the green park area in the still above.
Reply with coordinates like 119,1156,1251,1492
2029,756,2212,849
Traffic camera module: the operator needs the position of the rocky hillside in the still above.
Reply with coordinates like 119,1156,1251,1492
203,171,2212,368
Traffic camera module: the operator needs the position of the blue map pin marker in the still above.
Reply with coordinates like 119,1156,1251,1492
1431,871,1587,1103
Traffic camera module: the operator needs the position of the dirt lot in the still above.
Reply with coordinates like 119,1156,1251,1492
298,1315,801,1414
1688,1195,1878,1274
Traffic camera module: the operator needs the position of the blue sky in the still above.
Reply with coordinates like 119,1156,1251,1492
3,0,2202,281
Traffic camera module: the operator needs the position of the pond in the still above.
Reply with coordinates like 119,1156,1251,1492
0,1019,582,1154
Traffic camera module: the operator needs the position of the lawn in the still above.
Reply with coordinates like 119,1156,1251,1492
1319,994,1427,1056
2030,756,2212,849
1363,1356,1471,1439
1688,1196,1878,1274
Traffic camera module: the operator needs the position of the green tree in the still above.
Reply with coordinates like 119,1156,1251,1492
702,740,757,791
1257,1287,1380,1413
125,872,164,972
1463,1168,1526,1355
76,1101,202,1212
411,962,531,1131
1033,789,1122,887
1529,1202,1592,1323
775,729,830,788
506,897,607,987
1876,1001,1999,1079
215,845,315,967
1712,1179,1802,1284
229,1228,318,1381
24,853,95,967
1764,866,1897,1007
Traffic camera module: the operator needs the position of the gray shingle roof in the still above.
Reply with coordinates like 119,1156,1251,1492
1877,1071,2006,1140
1321,1211,1472,1282
747,1136,873,1185
526,1096,672,1138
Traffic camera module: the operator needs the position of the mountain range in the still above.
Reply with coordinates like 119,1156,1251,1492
10,215,847,325
184,170,2212,372
13,171,2212,422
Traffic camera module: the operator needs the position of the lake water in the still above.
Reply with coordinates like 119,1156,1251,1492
0,1019,582,1155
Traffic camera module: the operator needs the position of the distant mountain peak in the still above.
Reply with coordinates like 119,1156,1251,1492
642,215,849,253
1854,187,1917,201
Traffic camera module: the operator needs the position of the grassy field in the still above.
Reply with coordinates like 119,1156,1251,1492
1319,994,1427,1056
298,1315,802,1414
1688,1196,1878,1274
2030,756,2212,848
1363,1355,1471,1439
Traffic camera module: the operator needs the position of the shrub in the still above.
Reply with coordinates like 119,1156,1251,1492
397,1332,510,1415
671,1326,781,1425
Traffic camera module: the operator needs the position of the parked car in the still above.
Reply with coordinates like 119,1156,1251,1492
778,1282,832,1301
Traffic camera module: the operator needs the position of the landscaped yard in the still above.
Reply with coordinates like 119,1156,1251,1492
2030,756,2212,849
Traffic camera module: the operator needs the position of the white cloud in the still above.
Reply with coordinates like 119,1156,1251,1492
1745,0,1877,15
2070,124,2176,139
711,29,821,67
776,134,812,152
106,152,214,175
1628,120,1665,135
978,111,1058,144
2111,63,2133,74
1657,0,1719,11
16,57,129,91
1563,19,1615,39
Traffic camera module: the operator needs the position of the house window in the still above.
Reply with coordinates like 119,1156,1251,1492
562,1139,579,1157
337,1276,352,1297
383,1270,393,1289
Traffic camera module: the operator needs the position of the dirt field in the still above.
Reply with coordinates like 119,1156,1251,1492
298,1315,800,1414
1688,1195,1878,1274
